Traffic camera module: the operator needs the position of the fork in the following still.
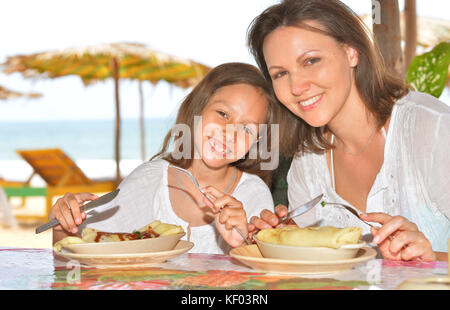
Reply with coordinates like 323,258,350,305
322,202,377,228
323,202,393,241
322,201,394,246
169,165,211,203
168,165,251,245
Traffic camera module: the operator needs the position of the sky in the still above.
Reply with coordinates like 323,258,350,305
0,0,449,121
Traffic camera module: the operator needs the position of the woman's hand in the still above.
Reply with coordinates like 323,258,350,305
202,186,249,248
248,204,296,240
48,192,99,234
361,213,436,261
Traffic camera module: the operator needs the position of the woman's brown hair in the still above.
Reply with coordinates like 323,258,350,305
151,62,281,186
247,0,410,157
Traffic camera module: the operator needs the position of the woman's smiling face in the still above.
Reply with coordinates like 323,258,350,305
262,23,359,128
194,83,267,168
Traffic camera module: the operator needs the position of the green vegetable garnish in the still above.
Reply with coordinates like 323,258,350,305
133,230,143,239
320,201,326,207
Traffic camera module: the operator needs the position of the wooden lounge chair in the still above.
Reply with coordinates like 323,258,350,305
0,177,46,218
9,148,116,220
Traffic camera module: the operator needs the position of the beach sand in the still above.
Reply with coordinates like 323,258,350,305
0,159,143,249
0,197,52,249
0,223,52,249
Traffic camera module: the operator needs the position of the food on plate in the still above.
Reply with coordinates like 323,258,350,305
53,220,183,252
53,236,87,252
256,225,362,249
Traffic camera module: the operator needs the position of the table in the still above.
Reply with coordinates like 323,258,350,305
0,247,448,290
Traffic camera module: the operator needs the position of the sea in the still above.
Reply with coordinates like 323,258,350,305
0,118,175,183
0,118,174,160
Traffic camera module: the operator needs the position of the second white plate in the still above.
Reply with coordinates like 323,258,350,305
230,244,377,275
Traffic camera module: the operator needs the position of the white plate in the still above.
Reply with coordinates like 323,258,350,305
230,244,377,275
254,236,366,261
55,240,194,268
63,233,185,255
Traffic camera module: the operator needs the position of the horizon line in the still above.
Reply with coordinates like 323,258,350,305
0,116,176,123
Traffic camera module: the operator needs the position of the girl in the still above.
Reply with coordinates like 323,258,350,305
49,62,280,254
247,0,449,261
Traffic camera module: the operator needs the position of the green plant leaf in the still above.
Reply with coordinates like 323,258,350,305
406,41,450,98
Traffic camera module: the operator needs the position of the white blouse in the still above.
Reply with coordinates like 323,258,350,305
79,158,275,254
287,91,450,252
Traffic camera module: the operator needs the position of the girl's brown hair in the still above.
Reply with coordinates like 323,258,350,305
247,0,410,157
151,62,280,186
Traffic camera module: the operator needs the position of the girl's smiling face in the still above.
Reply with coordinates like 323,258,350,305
262,23,359,128
194,83,268,168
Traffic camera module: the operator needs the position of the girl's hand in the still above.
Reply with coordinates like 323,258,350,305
202,186,249,248
248,204,296,239
361,213,436,261
48,192,99,234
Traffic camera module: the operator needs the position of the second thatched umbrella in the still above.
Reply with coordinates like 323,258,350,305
0,85,41,100
1,42,211,183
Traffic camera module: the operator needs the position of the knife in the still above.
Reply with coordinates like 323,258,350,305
35,189,120,234
279,193,323,224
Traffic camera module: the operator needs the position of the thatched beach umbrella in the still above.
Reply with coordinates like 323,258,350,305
0,85,41,100
1,43,211,183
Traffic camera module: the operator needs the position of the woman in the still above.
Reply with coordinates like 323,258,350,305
247,0,449,261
